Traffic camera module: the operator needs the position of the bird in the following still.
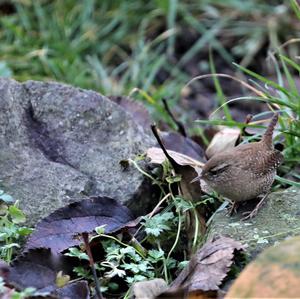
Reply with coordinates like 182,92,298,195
194,113,283,219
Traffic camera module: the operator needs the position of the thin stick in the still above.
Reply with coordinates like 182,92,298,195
162,98,187,137
82,233,103,299
151,124,178,171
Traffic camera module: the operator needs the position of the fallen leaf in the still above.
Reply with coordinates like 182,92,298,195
161,236,244,296
26,197,134,253
160,131,206,162
132,278,168,299
147,147,203,203
4,249,89,298
53,281,89,299
147,147,204,170
205,128,240,159
8,248,74,292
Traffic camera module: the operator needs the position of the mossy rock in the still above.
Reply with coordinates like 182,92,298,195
207,187,300,258
226,236,300,298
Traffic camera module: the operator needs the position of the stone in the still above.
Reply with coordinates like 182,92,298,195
0,78,154,225
226,236,300,298
206,187,300,258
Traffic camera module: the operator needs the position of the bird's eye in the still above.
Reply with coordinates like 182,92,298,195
209,169,218,176
208,164,229,176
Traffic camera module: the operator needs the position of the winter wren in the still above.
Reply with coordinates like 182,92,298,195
198,113,283,216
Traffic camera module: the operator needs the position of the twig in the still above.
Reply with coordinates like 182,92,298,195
151,124,179,172
82,233,103,299
162,98,187,137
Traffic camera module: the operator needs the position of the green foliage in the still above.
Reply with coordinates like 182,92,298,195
141,211,174,237
65,157,209,296
231,55,299,187
65,247,89,261
66,231,177,296
0,193,33,263
0,0,296,125
1,0,299,296
102,241,154,284
0,277,38,299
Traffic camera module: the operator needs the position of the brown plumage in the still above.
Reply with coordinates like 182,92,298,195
200,113,283,205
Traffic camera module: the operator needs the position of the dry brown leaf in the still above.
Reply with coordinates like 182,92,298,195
149,127,207,240
147,147,204,170
205,128,240,159
132,278,168,299
161,236,244,296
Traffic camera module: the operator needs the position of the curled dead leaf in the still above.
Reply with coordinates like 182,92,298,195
205,128,240,159
147,147,204,171
149,127,207,239
159,236,245,297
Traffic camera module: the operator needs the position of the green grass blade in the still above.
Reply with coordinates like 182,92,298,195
209,50,232,120
291,0,300,21
195,119,265,130
233,62,297,98
275,175,300,188
167,0,178,56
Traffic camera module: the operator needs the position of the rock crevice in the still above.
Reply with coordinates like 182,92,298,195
0,78,154,225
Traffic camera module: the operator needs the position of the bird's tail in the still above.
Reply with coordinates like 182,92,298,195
261,113,279,149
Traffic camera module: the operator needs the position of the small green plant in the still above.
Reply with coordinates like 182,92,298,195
65,213,179,296
0,191,33,263
64,157,210,297
141,211,174,238
0,277,49,299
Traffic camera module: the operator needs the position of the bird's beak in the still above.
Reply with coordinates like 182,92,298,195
190,175,202,184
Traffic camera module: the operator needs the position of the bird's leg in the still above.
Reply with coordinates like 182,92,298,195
227,201,239,216
242,193,269,221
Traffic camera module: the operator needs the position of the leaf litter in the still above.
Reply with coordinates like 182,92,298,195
0,248,90,298
2,197,138,298
1,96,254,298
25,196,135,253
158,236,245,298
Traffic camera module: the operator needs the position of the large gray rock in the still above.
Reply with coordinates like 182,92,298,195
207,187,300,258
0,78,154,225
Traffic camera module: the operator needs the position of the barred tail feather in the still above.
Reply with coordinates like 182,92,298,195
261,113,279,149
